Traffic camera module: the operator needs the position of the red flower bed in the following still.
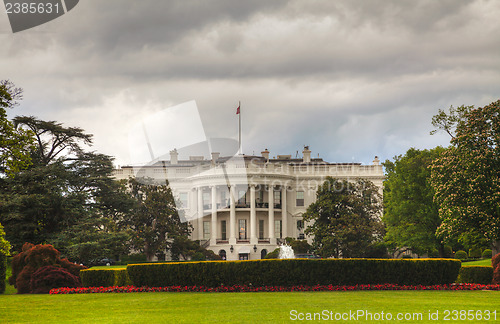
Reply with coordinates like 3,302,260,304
49,283,500,295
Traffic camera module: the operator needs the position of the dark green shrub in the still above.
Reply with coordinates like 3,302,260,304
482,249,492,259
454,250,468,261
80,269,131,287
127,259,461,288
264,248,279,259
0,254,6,294
456,266,493,284
191,252,205,261
443,245,453,258
0,222,11,294
401,255,412,259
468,248,482,259
121,253,147,263
30,266,81,294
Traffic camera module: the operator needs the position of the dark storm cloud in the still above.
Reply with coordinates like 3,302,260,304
1,0,499,166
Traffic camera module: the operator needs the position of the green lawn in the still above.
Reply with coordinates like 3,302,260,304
0,290,499,323
462,258,493,266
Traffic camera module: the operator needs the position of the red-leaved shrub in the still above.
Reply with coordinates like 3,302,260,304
30,266,82,294
492,253,500,271
9,243,86,294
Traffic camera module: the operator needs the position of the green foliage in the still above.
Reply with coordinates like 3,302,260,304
431,100,500,247
383,147,446,257
127,178,191,262
303,177,383,258
264,248,280,259
8,243,86,294
127,259,461,287
0,80,33,176
454,250,468,261
456,266,492,284
285,237,311,254
0,223,10,293
482,249,492,259
170,236,220,261
0,115,134,253
80,269,131,287
468,248,482,259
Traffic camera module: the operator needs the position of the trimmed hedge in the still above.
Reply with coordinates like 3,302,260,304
80,269,131,287
456,266,493,284
127,259,461,288
454,250,468,261
0,253,6,294
482,249,492,259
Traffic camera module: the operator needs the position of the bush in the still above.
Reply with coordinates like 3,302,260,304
454,250,468,261
493,264,500,285
127,259,461,288
264,248,279,259
456,266,493,284
30,266,81,294
468,248,482,259
492,253,500,270
0,222,11,294
8,243,86,294
443,245,453,258
482,249,492,259
80,269,131,287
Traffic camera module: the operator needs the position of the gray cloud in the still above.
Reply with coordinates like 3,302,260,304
1,0,500,166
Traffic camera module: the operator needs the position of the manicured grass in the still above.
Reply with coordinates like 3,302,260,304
0,291,499,323
463,258,492,266
89,265,127,270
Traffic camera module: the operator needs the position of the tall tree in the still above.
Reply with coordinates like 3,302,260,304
0,115,132,253
127,178,191,262
0,80,33,176
383,147,445,257
430,100,500,252
303,177,383,258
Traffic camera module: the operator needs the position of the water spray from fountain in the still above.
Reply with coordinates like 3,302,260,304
278,243,295,259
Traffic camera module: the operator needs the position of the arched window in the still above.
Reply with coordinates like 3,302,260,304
219,249,227,260
260,249,268,259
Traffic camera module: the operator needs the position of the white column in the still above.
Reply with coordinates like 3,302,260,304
229,185,236,245
211,185,217,245
197,187,203,240
268,186,275,243
282,186,287,239
250,185,257,244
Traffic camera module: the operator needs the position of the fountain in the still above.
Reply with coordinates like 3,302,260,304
278,243,295,259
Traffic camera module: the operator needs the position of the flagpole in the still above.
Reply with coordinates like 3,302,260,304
238,101,243,154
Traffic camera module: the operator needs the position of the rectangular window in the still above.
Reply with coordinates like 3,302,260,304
203,192,210,209
203,221,210,240
238,190,246,205
259,219,264,239
296,191,304,206
274,190,281,208
220,191,227,208
238,219,247,239
179,192,188,209
275,220,282,239
221,220,227,240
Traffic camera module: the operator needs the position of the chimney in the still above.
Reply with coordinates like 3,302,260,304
373,156,380,165
302,146,311,163
261,149,270,162
211,152,220,163
170,149,178,165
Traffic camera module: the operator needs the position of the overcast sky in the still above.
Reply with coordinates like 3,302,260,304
2,0,500,167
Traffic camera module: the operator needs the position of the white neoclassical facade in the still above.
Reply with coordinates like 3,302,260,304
113,146,384,261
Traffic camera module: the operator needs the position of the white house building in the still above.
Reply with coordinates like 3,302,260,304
113,146,384,261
